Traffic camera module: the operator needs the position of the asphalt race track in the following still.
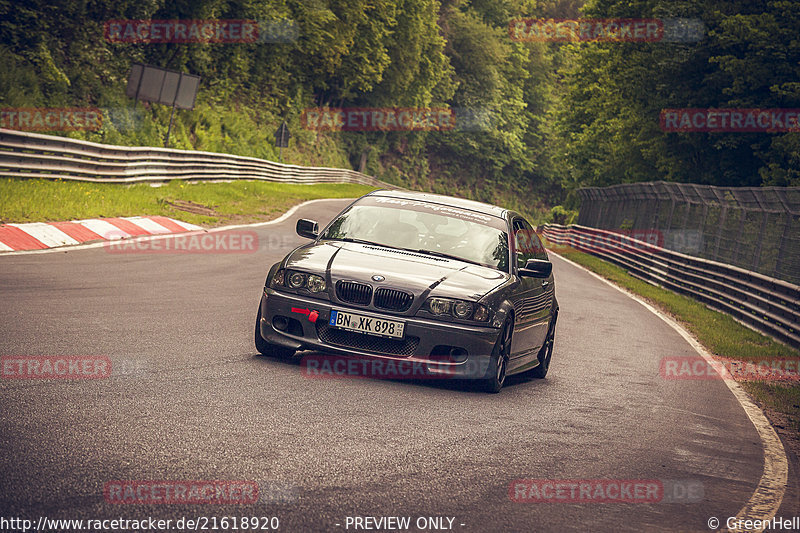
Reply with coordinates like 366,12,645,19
1,198,797,532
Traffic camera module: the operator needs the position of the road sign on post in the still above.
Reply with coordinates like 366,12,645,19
274,121,290,162
126,63,200,148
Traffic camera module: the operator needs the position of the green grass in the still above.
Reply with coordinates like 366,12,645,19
544,239,800,431
0,178,377,227
746,383,800,432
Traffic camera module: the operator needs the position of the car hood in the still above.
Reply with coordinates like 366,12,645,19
284,241,508,301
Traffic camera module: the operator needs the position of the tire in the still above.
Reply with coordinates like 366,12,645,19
482,317,513,393
529,311,556,379
254,306,295,359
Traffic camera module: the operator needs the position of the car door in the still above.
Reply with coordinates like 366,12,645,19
508,217,553,366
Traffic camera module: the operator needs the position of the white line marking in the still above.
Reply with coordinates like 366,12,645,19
8,223,79,247
0,240,14,252
0,198,349,256
549,251,788,533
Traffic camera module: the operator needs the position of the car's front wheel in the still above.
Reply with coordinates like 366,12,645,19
529,311,556,379
482,317,513,393
254,304,295,359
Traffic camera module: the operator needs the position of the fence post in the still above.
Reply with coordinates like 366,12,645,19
594,189,605,227
713,206,727,262
748,190,771,272
698,203,709,256
773,213,792,278
664,187,677,232
731,210,747,264
649,182,661,229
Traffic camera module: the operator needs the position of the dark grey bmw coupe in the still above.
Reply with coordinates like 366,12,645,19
255,190,558,392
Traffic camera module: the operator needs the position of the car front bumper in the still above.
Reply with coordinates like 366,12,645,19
258,288,501,379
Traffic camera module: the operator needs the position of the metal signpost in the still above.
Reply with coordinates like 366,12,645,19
126,63,201,147
274,121,290,162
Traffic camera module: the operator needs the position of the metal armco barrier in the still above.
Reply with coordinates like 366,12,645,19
0,128,395,187
541,224,800,350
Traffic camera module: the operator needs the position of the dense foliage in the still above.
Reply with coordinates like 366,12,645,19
0,0,796,219
557,0,800,189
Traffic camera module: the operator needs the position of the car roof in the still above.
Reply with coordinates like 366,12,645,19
367,189,509,218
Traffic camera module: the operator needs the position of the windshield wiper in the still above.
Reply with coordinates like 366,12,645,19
407,248,484,266
333,238,411,252
329,237,382,246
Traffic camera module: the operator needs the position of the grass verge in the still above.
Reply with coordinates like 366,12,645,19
544,240,800,435
0,178,377,227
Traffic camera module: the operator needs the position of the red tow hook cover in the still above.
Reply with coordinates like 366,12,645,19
308,310,319,323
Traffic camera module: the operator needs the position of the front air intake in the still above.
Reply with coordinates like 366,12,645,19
374,288,413,311
335,281,373,305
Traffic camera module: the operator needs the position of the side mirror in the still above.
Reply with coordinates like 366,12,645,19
519,258,552,278
296,219,319,239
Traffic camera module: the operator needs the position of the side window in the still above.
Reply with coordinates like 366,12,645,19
513,218,546,269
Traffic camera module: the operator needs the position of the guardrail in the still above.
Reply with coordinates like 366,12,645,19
541,224,800,350
576,181,800,285
0,128,395,187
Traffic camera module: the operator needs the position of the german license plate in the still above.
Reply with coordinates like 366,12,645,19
329,310,405,339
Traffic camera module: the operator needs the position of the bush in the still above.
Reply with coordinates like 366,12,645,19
548,205,578,225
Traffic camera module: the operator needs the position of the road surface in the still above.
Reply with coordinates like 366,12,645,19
1,199,796,532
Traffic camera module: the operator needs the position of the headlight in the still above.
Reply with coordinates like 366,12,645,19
428,298,452,315
306,274,326,293
277,269,328,295
288,271,306,289
453,301,473,318
424,297,490,322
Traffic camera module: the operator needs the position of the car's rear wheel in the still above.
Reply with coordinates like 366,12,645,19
482,317,513,393
529,311,557,379
255,305,295,359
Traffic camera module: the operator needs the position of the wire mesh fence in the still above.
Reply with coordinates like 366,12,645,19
576,182,800,285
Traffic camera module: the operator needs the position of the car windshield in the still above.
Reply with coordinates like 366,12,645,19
320,196,510,272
